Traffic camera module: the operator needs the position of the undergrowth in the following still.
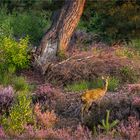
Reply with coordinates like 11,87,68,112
119,66,138,83
108,77,120,92
1,90,34,135
115,47,140,59
0,7,51,45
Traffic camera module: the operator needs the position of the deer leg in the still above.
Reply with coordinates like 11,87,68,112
81,104,86,123
85,101,93,115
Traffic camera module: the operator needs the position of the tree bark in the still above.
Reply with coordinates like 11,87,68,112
35,0,85,74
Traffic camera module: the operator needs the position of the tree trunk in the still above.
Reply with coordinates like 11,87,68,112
35,0,85,74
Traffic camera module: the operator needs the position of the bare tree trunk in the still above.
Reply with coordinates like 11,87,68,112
35,0,85,74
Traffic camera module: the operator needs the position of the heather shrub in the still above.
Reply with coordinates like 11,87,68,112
34,104,57,129
0,36,30,71
119,66,138,83
1,90,34,135
36,84,54,96
0,126,6,138
118,116,140,139
21,124,92,140
0,86,14,112
34,84,54,102
132,96,140,107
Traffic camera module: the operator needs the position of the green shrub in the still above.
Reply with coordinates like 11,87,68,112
0,7,51,45
13,76,29,91
0,36,30,70
78,1,140,43
0,71,12,86
11,10,51,44
0,8,13,38
108,77,120,92
1,90,34,134
0,65,16,86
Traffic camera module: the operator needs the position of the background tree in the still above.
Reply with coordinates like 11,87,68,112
1,0,140,73
79,0,140,43
35,0,85,73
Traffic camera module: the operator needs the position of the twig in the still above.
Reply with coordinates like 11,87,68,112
53,55,94,67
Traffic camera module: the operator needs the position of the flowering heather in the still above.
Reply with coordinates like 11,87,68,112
34,103,58,129
118,116,140,139
20,124,92,140
36,84,53,95
132,96,140,106
0,86,14,112
126,84,140,93
0,126,6,138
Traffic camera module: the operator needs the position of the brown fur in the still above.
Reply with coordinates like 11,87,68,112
81,76,109,122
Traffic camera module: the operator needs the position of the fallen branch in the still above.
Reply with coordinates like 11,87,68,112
52,55,94,68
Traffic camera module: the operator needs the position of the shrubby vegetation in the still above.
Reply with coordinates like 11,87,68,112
0,36,29,70
79,0,140,43
0,1,140,139
1,90,33,135
1,0,140,44
0,7,51,45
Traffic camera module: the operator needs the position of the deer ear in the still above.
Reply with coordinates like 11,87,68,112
101,76,104,79
106,76,109,80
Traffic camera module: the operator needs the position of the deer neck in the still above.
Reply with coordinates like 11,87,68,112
103,80,108,92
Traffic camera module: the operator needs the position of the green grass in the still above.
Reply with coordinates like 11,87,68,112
64,78,104,92
65,77,120,92
0,69,30,91
64,79,104,92
65,81,88,92
108,77,120,92
13,76,29,91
